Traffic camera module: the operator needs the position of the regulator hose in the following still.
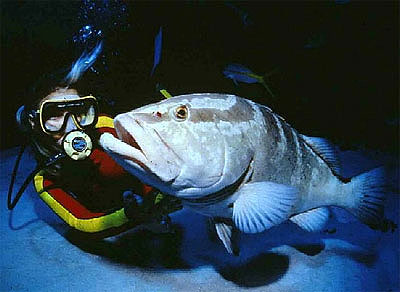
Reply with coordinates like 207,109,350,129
7,145,66,210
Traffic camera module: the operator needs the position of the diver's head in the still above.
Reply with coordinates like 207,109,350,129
16,84,99,167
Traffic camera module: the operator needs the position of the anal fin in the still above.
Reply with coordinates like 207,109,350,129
290,207,330,232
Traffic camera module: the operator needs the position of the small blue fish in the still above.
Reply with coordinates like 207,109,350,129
223,63,275,98
223,63,259,84
151,26,163,76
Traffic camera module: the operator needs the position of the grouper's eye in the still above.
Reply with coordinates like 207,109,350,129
173,105,189,121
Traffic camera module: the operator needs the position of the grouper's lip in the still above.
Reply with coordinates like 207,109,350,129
114,120,143,154
99,132,148,171
100,132,174,193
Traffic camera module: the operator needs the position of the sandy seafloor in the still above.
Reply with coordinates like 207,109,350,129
1,146,399,292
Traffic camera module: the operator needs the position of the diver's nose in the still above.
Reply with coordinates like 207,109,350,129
65,114,79,132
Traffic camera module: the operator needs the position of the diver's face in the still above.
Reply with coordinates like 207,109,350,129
40,88,81,145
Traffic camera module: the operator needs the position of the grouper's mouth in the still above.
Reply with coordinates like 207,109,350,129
99,117,181,193
99,119,149,172
114,120,143,154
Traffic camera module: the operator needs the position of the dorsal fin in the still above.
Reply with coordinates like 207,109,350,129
301,135,341,175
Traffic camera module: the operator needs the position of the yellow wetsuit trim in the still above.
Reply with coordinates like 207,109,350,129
34,172,129,233
95,115,114,128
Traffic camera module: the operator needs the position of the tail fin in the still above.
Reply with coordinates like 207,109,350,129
346,167,387,229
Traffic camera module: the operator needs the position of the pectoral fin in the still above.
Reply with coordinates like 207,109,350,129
290,207,330,232
233,182,298,233
213,218,240,256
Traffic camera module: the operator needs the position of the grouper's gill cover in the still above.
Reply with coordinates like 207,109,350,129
100,93,389,255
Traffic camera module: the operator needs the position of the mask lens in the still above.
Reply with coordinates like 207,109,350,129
74,103,96,127
41,103,67,132
40,97,98,133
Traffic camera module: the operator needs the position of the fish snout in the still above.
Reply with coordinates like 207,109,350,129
114,118,142,152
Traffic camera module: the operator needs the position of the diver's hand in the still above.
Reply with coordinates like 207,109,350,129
123,189,182,230
123,190,179,233
123,190,148,222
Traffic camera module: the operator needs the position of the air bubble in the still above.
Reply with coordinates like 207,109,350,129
70,0,129,76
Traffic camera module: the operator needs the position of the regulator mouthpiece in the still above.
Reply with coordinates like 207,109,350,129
63,130,92,160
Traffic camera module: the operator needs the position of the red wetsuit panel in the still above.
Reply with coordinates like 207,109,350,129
42,178,106,219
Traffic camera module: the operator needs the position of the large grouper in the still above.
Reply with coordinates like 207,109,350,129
100,93,388,254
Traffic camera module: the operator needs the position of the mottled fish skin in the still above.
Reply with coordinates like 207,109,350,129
252,104,346,213
208,95,344,217
100,93,386,252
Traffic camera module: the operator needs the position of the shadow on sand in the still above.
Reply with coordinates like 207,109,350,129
217,253,289,287
62,218,327,288
25,189,330,289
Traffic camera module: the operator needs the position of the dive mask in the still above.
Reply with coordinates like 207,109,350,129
36,95,98,134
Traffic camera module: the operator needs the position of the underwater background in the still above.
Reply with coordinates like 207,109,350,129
1,1,399,291
1,0,398,152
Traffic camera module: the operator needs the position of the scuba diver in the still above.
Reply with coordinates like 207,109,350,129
8,70,182,237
